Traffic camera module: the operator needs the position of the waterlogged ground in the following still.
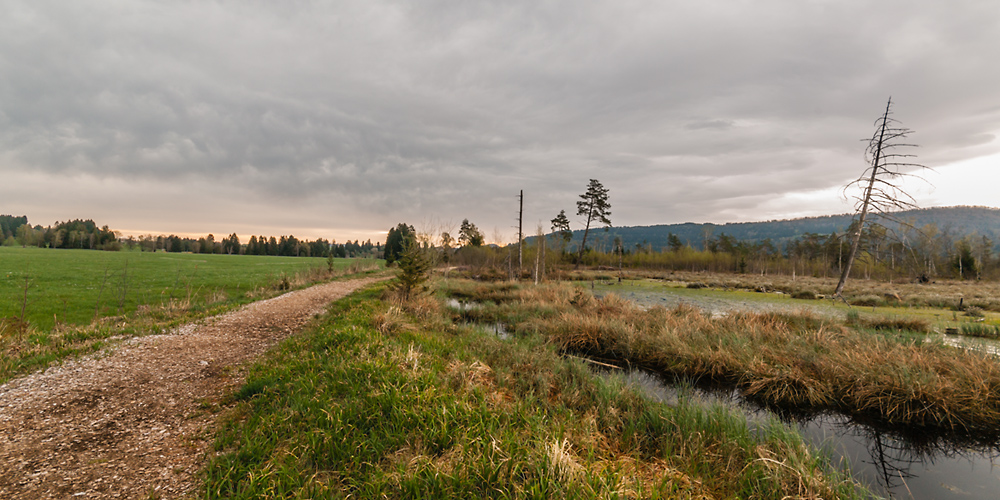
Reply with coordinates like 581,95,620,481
593,278,1000,357
586,278,1000,499
606,368,1000,500
591,279,841,317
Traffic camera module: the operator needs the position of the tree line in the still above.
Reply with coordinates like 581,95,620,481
573,221,997,281
2,217,120,251
380,169,997,284
1,215,380,259
398,218,998,283
122,233,380,258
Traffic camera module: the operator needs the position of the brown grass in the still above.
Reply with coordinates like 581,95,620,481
623,269,1000,311
442,279,1000,434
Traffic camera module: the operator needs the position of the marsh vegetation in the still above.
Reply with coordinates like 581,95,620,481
435,273,1000,497
441,276,1000,433
204,282,870,498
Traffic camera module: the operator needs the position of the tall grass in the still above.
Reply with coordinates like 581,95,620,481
441,280,1000,434
203,283,870,499
960,323,1000,339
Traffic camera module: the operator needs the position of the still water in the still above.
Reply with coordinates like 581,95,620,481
613,368,1000,500
447,294,1000,498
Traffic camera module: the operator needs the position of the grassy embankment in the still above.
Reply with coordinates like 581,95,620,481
443,279,1000,435
0,246,384,382
202,281,869,499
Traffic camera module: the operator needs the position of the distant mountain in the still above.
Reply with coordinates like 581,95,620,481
537,206,1000,251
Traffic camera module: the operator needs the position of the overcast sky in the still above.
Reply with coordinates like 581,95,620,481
3,0,999,243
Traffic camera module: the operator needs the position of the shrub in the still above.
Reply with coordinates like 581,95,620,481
964,306,985,318
848,295,883,307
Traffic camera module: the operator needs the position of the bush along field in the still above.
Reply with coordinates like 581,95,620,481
440,279,1000,437
0,246,384,383
203,281,871,499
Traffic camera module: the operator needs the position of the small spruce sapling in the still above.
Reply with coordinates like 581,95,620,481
392,238,432,301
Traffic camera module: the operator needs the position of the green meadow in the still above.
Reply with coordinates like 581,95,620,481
0,246,384,382
0,246,361,330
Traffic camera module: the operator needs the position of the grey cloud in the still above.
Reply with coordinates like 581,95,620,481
2,0,999,238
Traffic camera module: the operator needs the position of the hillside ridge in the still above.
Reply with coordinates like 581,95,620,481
543,205,1000,251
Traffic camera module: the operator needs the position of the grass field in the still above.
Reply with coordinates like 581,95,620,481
0,247,368,331
0,246,385,383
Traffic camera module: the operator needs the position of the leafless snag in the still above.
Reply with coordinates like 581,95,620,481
835,97,930,297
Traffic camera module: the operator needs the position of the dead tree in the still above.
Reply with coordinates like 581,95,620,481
835,97,927,297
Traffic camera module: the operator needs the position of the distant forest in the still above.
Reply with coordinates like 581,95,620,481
547,206,1000,252
541,206,1000,281
7,205,1000,280
0,215,379,258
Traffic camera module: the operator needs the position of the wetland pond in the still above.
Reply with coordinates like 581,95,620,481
591,281,1000,499
608,367,1000,500
447,298,510,339
448,287,1000,498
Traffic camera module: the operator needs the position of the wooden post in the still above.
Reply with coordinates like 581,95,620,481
518,190,523,279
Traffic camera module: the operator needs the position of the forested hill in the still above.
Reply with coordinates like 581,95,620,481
547,206,1000,251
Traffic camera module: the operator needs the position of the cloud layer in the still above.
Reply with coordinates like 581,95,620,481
3,0,999,241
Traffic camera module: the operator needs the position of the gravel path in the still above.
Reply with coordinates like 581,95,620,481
0,276,386,499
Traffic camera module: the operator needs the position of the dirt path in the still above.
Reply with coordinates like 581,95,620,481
0,276,386,499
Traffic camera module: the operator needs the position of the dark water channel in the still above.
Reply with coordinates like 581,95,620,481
446,295,1000,498
608,368,1000,500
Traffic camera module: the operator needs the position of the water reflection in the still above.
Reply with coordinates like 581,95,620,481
480,322,510,340
446,299,510,339
605,367,1000,499
938,333,1000,357
446,298,480,311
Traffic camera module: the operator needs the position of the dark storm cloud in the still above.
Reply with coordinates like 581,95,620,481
2,0,999,238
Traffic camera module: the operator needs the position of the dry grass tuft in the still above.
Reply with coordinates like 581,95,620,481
594,456,713,499
372,306,411,335
546,438,583,481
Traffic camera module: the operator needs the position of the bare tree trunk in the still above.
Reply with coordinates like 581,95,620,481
575,211,593,270
517,190,523,279
535,223,545,285
618,240,623,283
835,99,892,297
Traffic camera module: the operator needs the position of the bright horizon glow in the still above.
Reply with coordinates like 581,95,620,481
114,228,389,245
26,151,1000,245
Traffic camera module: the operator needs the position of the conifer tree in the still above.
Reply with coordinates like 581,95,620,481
575,179,611,266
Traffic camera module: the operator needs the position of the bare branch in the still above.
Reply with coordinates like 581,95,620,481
835,97,932,296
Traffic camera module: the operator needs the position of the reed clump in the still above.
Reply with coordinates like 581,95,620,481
960,323,1000,339
442,279,1000,433
847,313,931,333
